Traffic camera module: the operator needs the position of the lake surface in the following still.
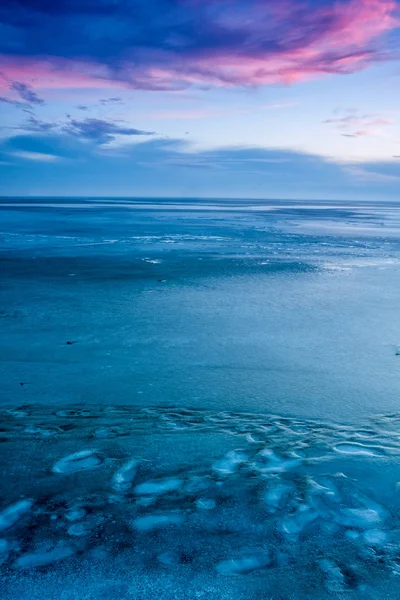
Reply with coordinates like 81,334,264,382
1,198,400,599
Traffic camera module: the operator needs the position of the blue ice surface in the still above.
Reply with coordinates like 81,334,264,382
1,197,400,598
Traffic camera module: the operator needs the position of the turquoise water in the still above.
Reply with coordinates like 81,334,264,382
1,198,400,598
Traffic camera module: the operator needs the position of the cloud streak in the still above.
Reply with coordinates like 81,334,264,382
0,0,398,91
13,116,155,144
62,118,155,143
323,109,394,137
10,81,44,104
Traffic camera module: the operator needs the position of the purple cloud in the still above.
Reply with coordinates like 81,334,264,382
10,81,44,104
62,118,155,143
0,1,398,92
99,97,124,105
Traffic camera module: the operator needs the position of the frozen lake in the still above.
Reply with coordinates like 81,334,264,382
1,198,400,598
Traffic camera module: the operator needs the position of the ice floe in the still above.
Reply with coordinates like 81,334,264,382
134,478,183,496
216,553,270,575
15,542,76,569
112,458,140,493
196,498,216,510
52,450,103,474
252,448,302,474
212,450,248,476
0,499,34,532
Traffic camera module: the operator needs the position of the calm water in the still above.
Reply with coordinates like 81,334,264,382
1,198,400,599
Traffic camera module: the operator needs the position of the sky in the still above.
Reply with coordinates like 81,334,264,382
0,0,400,199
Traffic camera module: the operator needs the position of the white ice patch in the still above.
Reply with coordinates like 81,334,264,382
363,529,388,545
196,498,216,510
263,481,294,512
0,499,34,532
252,448,302,473
64,508,87,522
112,459,140,493
334,443,379,457
15,542,75,569
216,553,270,575
52,450,103,474
134,478,182,496
212,450,248,476
277,504,319,536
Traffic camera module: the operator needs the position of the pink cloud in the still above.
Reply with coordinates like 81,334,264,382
0,0,398,92
0,59,125,92
324,109,395,137
152,0,398,87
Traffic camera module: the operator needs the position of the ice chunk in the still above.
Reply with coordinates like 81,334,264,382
253,449,302,474
0,499,34,532
52,450,103,474
216,553,270,575
67,521,92,537
363,529,388,545
184,477,211,494
196,498,216,510
136,496,156,507
264,481,294,512
93,427,124,439
278,505,319,536
334,443,379,457
6,409,28,418
133,513,184,531
245,433,263,444
65,508,87,522
336,508,383,529
345,529,360,540
212,450,248,476
112,459,140,493
24,426,61,437
134,478,182,496
15,542,75,569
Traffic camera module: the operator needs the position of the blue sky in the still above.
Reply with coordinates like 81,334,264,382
0,0,399,199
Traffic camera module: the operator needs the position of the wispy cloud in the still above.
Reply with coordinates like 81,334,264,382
61,118,155,144
0,96,25,108
10,81,44,104
323,109,394,137
0,79,45,110
10,150,60,162
99,97,124,105
21,116,57,133
12,115,155,145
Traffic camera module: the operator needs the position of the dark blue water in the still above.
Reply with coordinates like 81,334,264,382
1,198,400,598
